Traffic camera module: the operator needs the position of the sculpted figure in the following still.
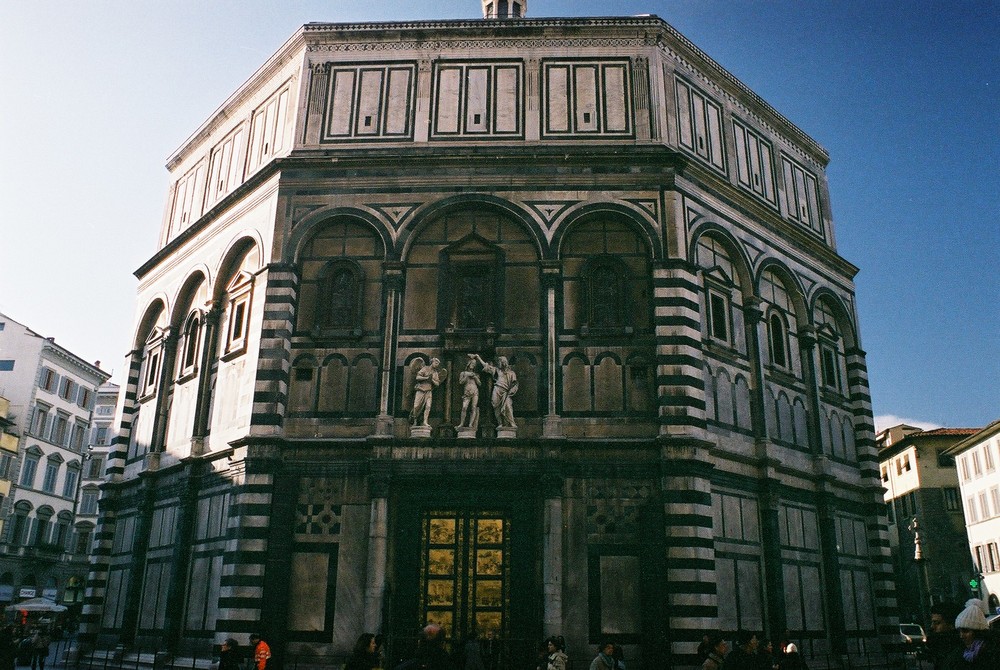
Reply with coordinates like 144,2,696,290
458,356,482,429
472,354,518,428
410,357,443,426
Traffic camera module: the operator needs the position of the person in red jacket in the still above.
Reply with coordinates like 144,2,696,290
249,633,271,670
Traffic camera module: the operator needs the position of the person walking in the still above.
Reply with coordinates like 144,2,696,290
249,633,271,670
219,638,241,670
927,602,963,670
721,631,758,670
29,629,50,670
590,641,616,670
952,599,1000,669
701,633,728,670
345,633,381,670
545,637,567,670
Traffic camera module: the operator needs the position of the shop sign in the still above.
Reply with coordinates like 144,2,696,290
18,588,36,598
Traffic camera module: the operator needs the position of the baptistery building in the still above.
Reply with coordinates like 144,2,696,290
82,5,897,668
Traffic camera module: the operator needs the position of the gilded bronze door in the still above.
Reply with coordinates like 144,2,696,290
419,510,510,641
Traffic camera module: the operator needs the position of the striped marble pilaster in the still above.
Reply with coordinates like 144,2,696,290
653,261,707,439
845,346,899,643
661,447,716,666
215,467,274,639
78,491,121,643
249,265,298,435
106,351,142,479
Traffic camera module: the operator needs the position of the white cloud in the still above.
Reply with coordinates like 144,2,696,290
873,414,941,433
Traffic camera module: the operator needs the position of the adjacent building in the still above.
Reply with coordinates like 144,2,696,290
81,6,896,668
0,312,110,608
944,420,1000,614
877,425,978,621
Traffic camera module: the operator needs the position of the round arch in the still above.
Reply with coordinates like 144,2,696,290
755,258,809,325
170,267,212,329
132,297,169,351
214,235,263,303
687,222,755,296
284,206,392,264
809,288,859,350
398,195,545,262
552,202,663,261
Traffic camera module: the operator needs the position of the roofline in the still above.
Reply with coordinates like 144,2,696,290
878,428,980,460
164,15,829,170
942,419,1000,457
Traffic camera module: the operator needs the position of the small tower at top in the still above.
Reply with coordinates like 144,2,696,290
482,0,526,19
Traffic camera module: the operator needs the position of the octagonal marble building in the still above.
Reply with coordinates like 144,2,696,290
82,7,898,669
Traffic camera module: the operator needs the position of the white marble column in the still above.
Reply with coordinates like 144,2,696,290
542,486,563,633
363,492,389,632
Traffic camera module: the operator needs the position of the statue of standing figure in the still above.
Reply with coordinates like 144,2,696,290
458,355,482,430
471,354,518,428
409,357,444,426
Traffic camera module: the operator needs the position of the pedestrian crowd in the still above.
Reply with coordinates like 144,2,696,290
0,625,51,670
696,630,806,670
924,599,999,670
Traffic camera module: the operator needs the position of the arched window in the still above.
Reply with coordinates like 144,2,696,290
34,506,54,546
583,255,631,333
815,297,845,393
9,501,32,546
768,312,788,368
440,234,503,331
695,235,740,344
179,311,201,375
223,272,253,356
316,261,364,332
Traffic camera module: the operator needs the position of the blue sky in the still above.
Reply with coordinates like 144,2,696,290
0,1,996,430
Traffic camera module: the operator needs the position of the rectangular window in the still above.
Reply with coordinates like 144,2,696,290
903,454,912,472
248,86,290,174
78,387,93,410
75,527,93,555
31,405,50,436
225,294,250,354
943,487,961,512
732,119,776,203
961,456,972,482
0,453,12,478
206,126,246,205
980,492,990,519
142,348,161,397
87,456,105,479
820,346,839,390
885,500,895,524
168,161,207,240
71,423,86,449
896,458,903,476
40,367,58,392
63,469,78,497
0,360,14,371
974,545,985,571
991,487,1000,517
95,426,109,446
984,444,996,472
880,467,888,483
675,77,726,171
968,497,979,523
42,461,59,493
989,544,1000,572
780,154,823,234
59,377,76,401
50,415,69,446
973,452,983,476
80,490,99,515
20,456,39,487
708,290,729,342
